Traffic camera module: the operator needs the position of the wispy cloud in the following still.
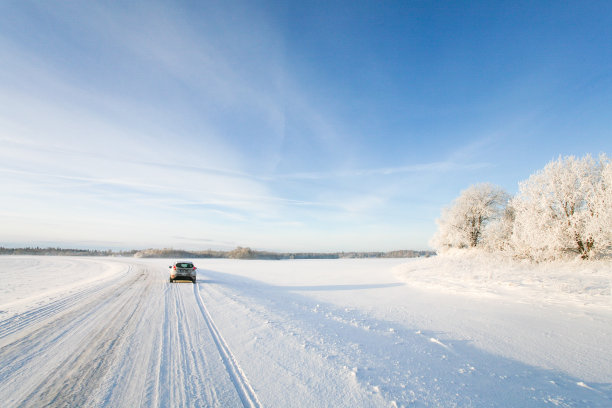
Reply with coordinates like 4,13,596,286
270,160,491,180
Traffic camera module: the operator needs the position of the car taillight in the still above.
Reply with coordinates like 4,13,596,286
193,266,197,270
173,266,176,270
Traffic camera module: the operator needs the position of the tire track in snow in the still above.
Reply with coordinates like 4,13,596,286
167,283,215,407
193,283,262,408
33,269,149,407
0,265,132,342
0,268,143,383
157,281,236,408
0,267,151,407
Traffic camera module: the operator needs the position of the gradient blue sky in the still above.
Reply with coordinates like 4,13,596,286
1,1,611,251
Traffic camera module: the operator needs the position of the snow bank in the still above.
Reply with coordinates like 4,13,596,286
394,250,612,308
0,256,131,318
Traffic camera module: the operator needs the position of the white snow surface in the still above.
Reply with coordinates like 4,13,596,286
1,255,611,407
394,250,612,308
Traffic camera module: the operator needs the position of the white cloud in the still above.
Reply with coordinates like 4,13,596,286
268,160,491,180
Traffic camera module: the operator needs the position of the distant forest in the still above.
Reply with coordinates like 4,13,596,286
0,246,434,259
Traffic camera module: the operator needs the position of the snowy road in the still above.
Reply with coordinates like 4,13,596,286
1,257,611,407
0,259,258,407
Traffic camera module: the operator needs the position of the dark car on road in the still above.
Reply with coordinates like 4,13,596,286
169,261,197,283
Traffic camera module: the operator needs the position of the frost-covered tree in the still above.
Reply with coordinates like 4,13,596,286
511,154,612,260
587,155,612,255
431,183,510,252
482,203,515,252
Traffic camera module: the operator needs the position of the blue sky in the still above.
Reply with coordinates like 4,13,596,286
1,1,611,251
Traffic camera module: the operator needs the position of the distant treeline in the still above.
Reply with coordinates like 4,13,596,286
134,247,433,259
0,246,433,259
0,247,139,257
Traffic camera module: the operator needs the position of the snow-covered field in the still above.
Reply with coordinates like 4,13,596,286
0,256,611,407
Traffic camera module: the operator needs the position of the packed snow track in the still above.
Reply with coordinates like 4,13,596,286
0,258,259,407
1,257,611,407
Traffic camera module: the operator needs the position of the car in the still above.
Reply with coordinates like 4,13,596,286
169,261,197,283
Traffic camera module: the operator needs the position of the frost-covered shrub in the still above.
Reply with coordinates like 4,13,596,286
511,154,611,260
430,183,510,252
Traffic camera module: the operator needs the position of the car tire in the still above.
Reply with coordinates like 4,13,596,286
169,278,173,283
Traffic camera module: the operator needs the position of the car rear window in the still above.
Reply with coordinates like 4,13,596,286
177,263,193,268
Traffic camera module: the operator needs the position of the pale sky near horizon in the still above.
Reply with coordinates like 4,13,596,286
1,1,611,252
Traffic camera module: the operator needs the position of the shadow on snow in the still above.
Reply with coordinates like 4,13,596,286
200,269,612,407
